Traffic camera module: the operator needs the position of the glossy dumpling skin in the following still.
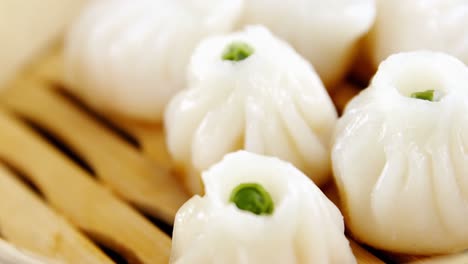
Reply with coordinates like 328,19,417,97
238,0,376,87
332,51,468,254
64,0,243,122
368,0,468,67
165,26,338,194
171,151,356,264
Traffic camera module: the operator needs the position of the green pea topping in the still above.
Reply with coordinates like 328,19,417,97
410,90,435,101
229,183,274,215
222,42,254,62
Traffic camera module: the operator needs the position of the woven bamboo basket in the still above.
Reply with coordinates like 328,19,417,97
0,3,467,264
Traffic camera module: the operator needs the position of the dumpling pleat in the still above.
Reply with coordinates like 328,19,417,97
277,90,329,185
259,98,303,170
371,143,407,234
166,87,227,166
244,96,267,155
192,90,244,171
431,128,468,241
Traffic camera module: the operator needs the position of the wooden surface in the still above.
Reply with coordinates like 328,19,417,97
0,108,171,263
0,238,60,264
0,165,111,264
2,80,187,223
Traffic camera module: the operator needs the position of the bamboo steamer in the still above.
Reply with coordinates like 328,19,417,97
0,2,467,263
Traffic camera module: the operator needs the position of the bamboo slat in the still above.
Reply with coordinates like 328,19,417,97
408,253,468,264
0,239,61,264
16,45,176,172
108,119,174,173
1,80,188,223
0,110,171,263
0,164,112,264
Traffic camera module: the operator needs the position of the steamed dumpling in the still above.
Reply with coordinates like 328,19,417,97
368,0,468,67
171,151,356,264
165,26,338,194
64,0,243,122
332,51,468,254
238,0,376,87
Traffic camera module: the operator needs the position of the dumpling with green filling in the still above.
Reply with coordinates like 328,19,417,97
170,151,356,264
165,26,338,195
332,51,468,254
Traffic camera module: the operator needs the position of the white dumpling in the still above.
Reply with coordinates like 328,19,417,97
368,0,468,67
237,0,376,87
165,26,338,194
64,0,243,122
332,51,468,254
171,151,356,264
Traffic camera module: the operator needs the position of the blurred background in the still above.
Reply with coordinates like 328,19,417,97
0,0,87,86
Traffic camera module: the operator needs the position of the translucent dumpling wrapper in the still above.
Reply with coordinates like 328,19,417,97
237,0,376,87
332,51,468,254
165,26,338,194
368,0,468,67
64,0,243,122
171,151,356,264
